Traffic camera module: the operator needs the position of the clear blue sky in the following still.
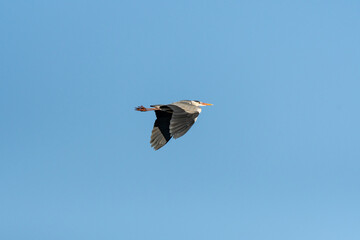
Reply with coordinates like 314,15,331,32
1,1,360,239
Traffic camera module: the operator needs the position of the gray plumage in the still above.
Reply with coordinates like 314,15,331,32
137,100,212,150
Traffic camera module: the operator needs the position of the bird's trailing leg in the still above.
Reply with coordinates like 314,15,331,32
135,105,159,112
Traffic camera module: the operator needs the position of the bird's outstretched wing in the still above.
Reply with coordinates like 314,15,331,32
168,104,200,139
150,110,172,150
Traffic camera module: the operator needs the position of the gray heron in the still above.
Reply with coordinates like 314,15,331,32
135,100,213,150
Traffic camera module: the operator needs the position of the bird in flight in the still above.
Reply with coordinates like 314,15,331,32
135,100,213,150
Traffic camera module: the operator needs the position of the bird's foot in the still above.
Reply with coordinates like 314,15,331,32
135,105,159,112
135,105,147,111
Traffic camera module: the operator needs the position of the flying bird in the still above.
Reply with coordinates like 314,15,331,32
135,100,213,150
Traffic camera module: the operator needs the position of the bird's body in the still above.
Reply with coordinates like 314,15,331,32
135,100,212,150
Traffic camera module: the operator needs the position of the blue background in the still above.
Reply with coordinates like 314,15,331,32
1,1,360,239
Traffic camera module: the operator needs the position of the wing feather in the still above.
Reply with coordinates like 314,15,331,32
167,104,200,139
150,110,172,150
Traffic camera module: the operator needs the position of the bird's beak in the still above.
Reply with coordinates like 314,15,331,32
201,102,213,106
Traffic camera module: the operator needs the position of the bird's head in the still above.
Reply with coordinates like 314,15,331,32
191,100,213,107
